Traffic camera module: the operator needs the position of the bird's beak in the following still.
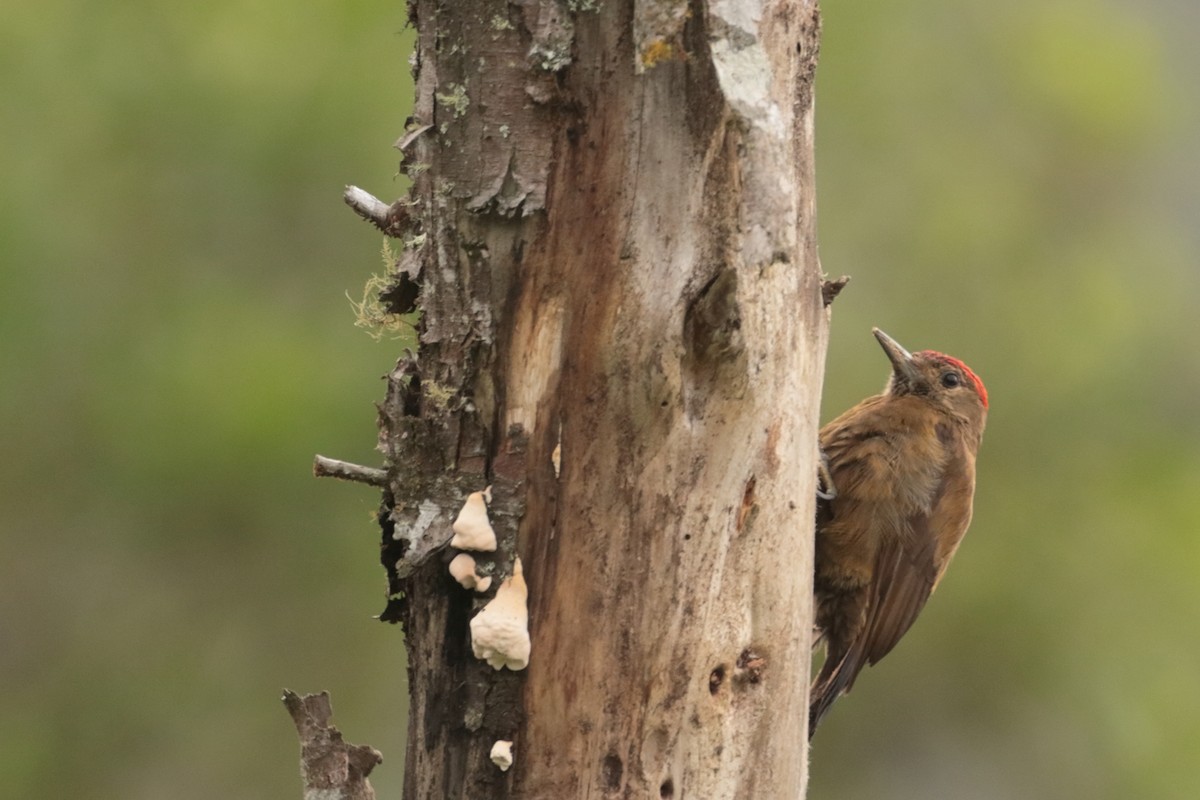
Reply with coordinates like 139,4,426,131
873,328,920,384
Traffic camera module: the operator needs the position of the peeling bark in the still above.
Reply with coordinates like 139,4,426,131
362,1,827,797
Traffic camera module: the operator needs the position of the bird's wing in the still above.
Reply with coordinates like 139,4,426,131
860,527,937,666
860,452,976,665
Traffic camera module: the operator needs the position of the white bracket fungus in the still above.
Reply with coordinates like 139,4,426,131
470,557,530,670
490,740,514,772
448,552,492,593
450,487,496,552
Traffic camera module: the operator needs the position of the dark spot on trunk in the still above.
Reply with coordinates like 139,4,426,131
682,268,748,414
736,475,757,534
601,753,623,789
381,272,421,315
735,648,766,685
709,664,727,694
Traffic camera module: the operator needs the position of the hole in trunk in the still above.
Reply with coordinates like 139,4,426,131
709,664,727,694
601,753,623,789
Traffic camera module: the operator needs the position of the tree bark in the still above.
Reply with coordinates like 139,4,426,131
283,690,382,800
367,1,826,797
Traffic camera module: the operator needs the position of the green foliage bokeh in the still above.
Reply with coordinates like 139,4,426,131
813,2,1200,798
1,2,415,797
2,1,1197,797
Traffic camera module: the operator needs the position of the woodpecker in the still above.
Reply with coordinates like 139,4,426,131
810,328,988,737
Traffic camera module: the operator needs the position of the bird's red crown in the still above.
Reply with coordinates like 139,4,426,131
918,351,988,409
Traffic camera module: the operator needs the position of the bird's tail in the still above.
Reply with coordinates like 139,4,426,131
808,640,868,739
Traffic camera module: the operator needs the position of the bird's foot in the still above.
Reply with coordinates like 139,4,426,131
816,450,837,501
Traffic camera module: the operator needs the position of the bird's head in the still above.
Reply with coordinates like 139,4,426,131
873,328,988,427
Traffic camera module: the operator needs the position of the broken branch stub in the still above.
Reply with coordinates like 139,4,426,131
282,690,382,800
343,185,411,238
313,455,388,487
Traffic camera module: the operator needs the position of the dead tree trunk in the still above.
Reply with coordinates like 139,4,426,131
348,1,826,797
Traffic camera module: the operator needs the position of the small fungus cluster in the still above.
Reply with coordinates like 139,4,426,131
448,553,492,593
446,487,531,673
470,557,530,671
450,487,497,551
490,740,514,772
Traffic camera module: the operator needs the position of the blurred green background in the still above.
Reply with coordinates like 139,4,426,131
2,0,1196,798
2,1,415,797
813,2,1200,799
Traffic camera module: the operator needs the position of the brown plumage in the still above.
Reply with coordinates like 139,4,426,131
810,328,988,738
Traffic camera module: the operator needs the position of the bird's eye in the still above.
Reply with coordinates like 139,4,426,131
941,372,961,388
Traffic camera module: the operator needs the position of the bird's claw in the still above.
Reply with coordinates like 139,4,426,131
816,450,837,501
